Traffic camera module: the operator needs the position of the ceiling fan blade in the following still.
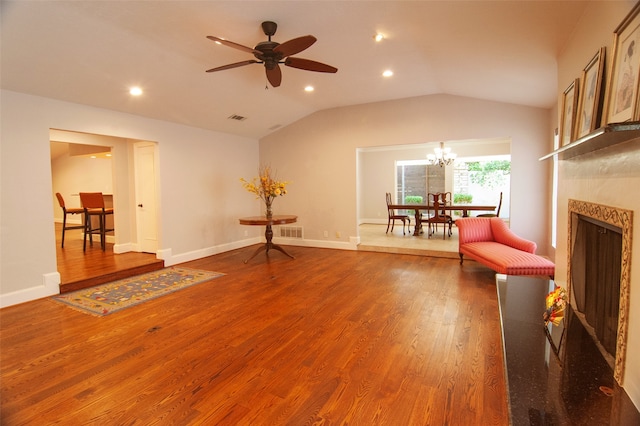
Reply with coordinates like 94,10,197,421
284,57,338,73
206,36,261,55
266,65,282,87
273,35,317,58
206,60,259,73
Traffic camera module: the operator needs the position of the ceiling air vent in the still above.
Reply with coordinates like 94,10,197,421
228,114,247,121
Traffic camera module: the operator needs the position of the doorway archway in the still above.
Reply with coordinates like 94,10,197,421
50,129,161,291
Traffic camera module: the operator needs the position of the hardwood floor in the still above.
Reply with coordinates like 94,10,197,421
54,223,164,292
1,245,508,424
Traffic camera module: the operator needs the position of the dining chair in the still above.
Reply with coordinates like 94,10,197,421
418,193,438,235
477,192,503,217
55,192,85,248
441,191,462,224
423,192,453,239
79,192,114,251
385,192,411,235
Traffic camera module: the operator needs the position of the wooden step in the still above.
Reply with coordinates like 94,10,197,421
60,260,165,293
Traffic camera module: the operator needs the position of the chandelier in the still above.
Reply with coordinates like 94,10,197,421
427,142,457,166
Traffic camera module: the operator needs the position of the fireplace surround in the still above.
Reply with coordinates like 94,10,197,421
567,199,633,384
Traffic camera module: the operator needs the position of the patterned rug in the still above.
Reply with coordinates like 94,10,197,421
52,267,224,316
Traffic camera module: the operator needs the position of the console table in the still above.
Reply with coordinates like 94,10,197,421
239,215,297,263
496,274,639,425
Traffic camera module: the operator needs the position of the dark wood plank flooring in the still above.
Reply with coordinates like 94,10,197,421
1,244,508,424
54,223,164,292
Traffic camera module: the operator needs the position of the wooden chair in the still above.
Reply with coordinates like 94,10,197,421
79,192,114,251
385,192,411,235
55,192,85,248
419,192,437,235
423,192,453,239
477,192,503,217
441,191,456,232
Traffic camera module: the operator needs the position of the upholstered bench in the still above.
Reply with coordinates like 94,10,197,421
456,217,555,278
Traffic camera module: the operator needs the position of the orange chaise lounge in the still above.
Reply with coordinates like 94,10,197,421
456,217,555,278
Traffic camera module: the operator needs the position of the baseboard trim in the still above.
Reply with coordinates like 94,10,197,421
160,238,261,266
158,236,358,267
272,237,358,251
0,272,60,308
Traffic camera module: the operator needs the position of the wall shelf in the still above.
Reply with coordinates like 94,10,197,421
539,121,640,161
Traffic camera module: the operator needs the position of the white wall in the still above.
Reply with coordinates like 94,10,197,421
554,0,640,410
359,148,397,223
0,90,260,307
260,94,551,252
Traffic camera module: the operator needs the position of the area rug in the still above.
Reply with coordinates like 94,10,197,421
52,267,224,316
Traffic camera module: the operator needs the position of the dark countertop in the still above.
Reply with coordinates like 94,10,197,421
496,275,640,425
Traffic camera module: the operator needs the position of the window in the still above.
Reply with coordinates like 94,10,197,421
396,160,426,203
396,157,509,217
551,130,560,247
454,156,511,218
395,160,446,204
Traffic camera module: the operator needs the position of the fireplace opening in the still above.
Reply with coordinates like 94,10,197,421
571,214,622,364
567,199,633,385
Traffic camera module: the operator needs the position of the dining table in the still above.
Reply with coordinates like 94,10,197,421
389,203,496,236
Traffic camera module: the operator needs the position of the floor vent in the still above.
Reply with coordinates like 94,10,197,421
279,226,303,239
228,114,247,121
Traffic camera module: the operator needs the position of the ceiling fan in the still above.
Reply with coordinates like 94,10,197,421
206,21,338,88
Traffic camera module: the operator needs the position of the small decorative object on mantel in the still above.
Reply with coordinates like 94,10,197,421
543,286,568,326
240,165,289,219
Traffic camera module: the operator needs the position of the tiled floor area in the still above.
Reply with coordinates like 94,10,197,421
357,222,459,258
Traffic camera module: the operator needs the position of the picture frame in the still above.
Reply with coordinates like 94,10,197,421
559,79,579,146
605,2,640,124
576,48,606,139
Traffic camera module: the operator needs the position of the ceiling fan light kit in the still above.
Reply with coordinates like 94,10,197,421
206,21,338,88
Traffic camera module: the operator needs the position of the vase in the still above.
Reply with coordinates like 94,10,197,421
265,199,273,219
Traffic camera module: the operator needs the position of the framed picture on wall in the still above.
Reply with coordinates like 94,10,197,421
605,2,640,124
560,79,579,146
576,48,606,139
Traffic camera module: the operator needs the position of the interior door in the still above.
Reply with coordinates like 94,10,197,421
134,142,158,253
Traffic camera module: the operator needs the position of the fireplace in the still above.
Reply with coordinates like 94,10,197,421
567,199,633,384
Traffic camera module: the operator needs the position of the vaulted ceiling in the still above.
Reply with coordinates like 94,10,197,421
1,1,589,139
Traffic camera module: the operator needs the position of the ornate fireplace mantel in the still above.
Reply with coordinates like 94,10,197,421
567,199,633,385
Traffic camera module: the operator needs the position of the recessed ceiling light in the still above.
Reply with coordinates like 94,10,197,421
374,33,385,42
382,70,394,77
304,86,314,92
129,87,143,96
